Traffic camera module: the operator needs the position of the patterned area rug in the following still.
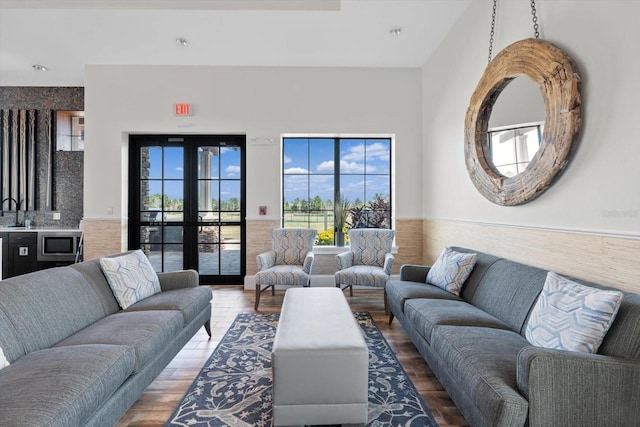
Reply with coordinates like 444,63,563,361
166,312,438,427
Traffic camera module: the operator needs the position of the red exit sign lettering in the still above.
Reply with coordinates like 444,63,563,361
174,103,191,116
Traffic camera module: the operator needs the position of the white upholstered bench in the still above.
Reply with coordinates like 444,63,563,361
271,287,369,426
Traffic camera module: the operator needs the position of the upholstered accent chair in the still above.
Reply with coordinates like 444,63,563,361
335,228,395,313
254,228,317,310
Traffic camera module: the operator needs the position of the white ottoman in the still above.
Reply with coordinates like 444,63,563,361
271,287,369,426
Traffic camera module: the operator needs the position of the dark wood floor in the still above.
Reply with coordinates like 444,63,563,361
116,286,469,427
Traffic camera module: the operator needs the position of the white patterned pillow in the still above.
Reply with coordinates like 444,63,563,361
426,247,477,296
0,347,9,370
525,272,623,354
100,250,161,309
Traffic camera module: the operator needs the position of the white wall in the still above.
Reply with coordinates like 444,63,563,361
422,0,640,237
84,66,423,227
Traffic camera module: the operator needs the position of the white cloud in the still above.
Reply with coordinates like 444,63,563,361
176,167,183,171
283,155,292,164
342,141,390,162
340,160,365,173
284,167,309,174
316,160,334,172
225,165,240,176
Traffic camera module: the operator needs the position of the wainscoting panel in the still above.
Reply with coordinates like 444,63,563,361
246,219,281,275
82,219,127,261
424,219,640,293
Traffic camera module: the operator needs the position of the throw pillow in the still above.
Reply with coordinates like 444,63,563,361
100,250,161,309
426,247,477,296
525,272,623,353
0,347,9,370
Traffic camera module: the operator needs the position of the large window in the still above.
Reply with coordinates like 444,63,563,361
282,137,392,245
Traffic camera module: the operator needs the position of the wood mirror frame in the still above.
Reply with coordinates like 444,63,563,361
464,38,582,206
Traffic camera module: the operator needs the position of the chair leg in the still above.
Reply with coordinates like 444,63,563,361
255,284,261,310
349,284,353,297
388,312,395,325
383,289,389,315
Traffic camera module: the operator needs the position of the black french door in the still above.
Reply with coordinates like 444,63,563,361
129,135,246,285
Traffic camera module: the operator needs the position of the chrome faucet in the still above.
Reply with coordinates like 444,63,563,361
1,197,24,227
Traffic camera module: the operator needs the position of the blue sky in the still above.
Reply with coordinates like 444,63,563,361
283,138,391,204
146,146,241,201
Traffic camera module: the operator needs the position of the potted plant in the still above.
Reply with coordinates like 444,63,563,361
334,197,351,246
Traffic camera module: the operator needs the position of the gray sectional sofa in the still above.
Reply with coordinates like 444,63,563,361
386,247,640,427
0,253,212,427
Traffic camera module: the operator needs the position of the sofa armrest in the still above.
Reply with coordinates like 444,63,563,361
158,269,199,291
256,250,276,271
517,346,640,427
336,251,354,271
399,264,430,282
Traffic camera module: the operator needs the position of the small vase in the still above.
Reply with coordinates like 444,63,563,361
335,230,345,247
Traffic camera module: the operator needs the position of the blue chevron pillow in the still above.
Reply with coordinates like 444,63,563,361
100,250,161,309
426,247,477,296
525,272,623,353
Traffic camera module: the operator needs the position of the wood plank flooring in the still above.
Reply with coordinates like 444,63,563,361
116,286,469,427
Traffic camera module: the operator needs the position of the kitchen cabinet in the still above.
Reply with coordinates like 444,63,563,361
8,232,37,278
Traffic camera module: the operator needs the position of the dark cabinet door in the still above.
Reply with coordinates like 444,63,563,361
0,232,8,279
8,232,37,278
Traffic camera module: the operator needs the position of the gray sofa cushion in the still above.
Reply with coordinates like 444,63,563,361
431,325,530,427
386,280,461,317
124,287,212,326
0,309,21,363
404,299,512,344
464,259,548,334
70,258,122,315
599,292,640,358
0,344,135,427
55,310,183,373
0,267,118,358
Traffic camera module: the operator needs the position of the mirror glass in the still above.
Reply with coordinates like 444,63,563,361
487,77,545,178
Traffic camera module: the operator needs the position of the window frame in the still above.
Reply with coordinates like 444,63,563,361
281,135,394,246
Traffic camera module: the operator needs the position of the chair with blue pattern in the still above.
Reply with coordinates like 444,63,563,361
254,228,317,310
335,228,395,313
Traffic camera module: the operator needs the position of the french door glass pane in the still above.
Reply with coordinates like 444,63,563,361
199,245,219,275
221,147,241,179
144,146,162,179
163,147,184,179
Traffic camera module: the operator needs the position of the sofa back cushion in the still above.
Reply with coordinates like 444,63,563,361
0,266,116,359
449,247,548,334
0,309,21,363
70,258,122,315
468,259,548,334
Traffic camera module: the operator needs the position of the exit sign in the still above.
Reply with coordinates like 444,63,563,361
174,103,191,116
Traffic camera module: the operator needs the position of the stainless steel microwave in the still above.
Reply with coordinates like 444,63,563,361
37,230,82,262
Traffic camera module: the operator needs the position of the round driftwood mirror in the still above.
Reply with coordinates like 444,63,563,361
464,38,582,206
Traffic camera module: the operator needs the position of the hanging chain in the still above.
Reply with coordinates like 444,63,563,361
488,0,497,63
489,0,540,63
530,0,540,38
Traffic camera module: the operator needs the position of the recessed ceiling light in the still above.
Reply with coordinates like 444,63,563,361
176,37,188,47
32,64,48,71
389,26,403,36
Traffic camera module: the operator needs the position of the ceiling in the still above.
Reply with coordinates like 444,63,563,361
0,0,471,87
